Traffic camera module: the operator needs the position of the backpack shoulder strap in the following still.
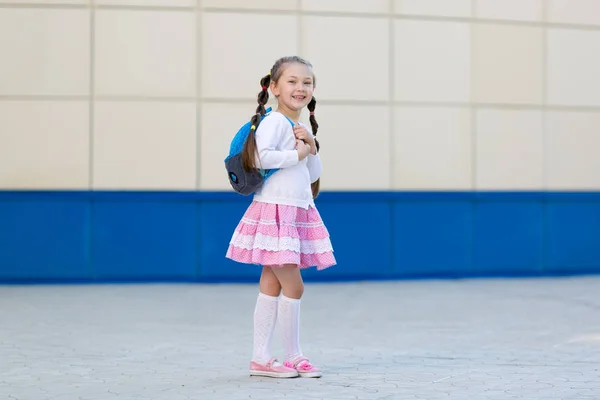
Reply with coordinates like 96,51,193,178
262,110,295,128
283,115,295,127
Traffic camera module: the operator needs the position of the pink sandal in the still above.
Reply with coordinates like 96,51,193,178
249,357,299,378
284,356,322,378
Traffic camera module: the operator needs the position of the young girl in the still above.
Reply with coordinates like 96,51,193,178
226,56,336,379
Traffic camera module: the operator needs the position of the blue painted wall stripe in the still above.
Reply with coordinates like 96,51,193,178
3,190,600,201
0,190,598,283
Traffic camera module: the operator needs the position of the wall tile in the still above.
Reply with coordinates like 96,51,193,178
476,0,542,22
547,29,600,107
0,1,87,4
395,20,470,102
312,105,390,190
548,0,600,26
95,9,195,97
395,0,471,18
473,24,543,104
302,0,389,14
303,16,389,101
546,111,600,190
393,107,472,190
93,102,196,190
0,8,89,96
0,101,89,189
96,0,194,6
476,109,543,189
202,0,296,10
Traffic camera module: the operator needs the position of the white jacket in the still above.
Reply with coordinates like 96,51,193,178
252,111,322,210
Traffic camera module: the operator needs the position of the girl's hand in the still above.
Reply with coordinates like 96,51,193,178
296,139,311,160
293,125,317,155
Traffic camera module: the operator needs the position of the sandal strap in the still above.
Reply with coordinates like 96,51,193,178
292,356,309,367
266,357,278,367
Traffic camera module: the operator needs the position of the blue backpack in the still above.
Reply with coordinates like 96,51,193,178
225,107,294,195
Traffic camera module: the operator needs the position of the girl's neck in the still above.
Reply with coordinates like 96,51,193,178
276,107,300,124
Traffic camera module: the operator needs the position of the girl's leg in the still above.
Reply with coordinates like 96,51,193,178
270,264,305,361
271,264,321,377
259,265,282,297
252,267,281,364
250,266,298,378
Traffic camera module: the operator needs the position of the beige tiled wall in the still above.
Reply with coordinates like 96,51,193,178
394,20,471,103
94,9,196,98
0,101,90,189
476,0,543,21
394,107,472,189
1,1,599,191
0,8,90,96
475,109,544,189
395,0,472,18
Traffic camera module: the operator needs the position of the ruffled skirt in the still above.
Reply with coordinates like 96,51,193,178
226,201,336,270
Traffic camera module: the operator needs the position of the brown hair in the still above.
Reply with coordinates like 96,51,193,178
241,56,321,199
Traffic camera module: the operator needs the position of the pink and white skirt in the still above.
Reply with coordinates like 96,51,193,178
226,201,336,270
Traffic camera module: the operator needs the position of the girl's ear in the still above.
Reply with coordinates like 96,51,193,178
270,80,279,97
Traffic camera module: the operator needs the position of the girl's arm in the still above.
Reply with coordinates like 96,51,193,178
254,117,299,169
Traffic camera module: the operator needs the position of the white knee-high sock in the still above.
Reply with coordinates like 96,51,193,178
252,292,279,364
278,295,303,362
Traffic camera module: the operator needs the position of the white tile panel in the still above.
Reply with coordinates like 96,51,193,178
0,8,90,96
395,20,470,102
0,1,87,4
95,9,196,97
202,0,296,10
476,0,542,22
548,0,600,26
547,28,600,107
546,111,600,190
93,102,197,190
393,107,472,190
476,109,543,189
311,105,391,190
303,15,389,101
394,0,471,18
0,101,89,189
302,0,389,14
96,0,195,6
473,24,543,105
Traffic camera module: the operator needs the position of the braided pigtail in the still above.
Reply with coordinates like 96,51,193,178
307,97,320,199
241,73,271,171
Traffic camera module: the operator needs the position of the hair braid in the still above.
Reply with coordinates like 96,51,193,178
307,97,320,198
241,74,271,171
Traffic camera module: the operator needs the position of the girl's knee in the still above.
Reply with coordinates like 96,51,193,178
283,280,304,299
260,267,282,297
269,264,304,299
290,284,304,299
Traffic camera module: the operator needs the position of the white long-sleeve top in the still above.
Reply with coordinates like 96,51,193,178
252,111,322,210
